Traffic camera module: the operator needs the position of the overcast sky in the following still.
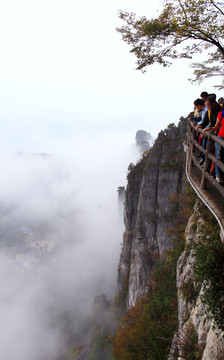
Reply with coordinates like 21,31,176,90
0,0,223,156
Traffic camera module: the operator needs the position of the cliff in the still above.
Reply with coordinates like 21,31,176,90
65,119,224,360
117,119,187,308
114,119,224,359
169,201,224,359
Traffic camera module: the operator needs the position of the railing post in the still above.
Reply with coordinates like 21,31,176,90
200,134,213,190
187,121,191,172
188,119,196,173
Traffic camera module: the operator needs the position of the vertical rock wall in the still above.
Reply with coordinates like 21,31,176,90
117,119,187,308
169,202,224,360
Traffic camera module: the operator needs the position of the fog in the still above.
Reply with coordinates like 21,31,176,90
0,129,143,359
0,0,223,358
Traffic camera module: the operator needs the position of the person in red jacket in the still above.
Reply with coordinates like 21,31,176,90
203,110,224,183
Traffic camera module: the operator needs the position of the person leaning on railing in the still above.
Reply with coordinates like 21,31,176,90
196,96,222,131
193,98,208,165
218,97,224,108
200,91,209,103
203,109,224,184
195,96,222,172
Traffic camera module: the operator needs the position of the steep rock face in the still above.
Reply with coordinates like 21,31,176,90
169,202,224,359
117,120,187,308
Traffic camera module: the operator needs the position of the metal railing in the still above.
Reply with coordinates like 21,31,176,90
187,118,224,198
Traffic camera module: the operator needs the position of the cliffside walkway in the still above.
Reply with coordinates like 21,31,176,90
186,118,224,238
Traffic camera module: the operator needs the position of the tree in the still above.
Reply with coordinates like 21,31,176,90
111,257,179,360
117,0,224,88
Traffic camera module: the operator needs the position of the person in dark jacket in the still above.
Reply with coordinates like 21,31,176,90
195,96,221,167
196,96,221,130
200,91,208,102
203,110,224,183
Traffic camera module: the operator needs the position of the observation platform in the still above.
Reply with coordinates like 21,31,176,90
186,119,224,238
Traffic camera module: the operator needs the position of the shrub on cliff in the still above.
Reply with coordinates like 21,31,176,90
191,207,224,332
111,183,196,360
111,245,183,360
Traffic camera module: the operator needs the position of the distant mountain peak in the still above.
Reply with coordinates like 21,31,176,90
135,130,153,154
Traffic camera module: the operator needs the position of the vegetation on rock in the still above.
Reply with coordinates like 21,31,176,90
190,206,224,332
111,182,196,360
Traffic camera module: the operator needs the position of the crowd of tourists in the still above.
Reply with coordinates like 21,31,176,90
190,92,224,184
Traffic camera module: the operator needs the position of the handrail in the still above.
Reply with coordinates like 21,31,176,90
185,146,224,238
187,119,224,196
186,118,224,239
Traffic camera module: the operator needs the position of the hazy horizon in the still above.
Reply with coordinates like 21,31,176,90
1,0,223,158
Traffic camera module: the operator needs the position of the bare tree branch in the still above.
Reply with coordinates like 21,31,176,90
210,0,224,15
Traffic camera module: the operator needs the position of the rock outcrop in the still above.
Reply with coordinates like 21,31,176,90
135,130,153,154
169,202,224,360
117,120,187,308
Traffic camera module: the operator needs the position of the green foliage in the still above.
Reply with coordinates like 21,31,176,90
111,249,180,360
111,181,198,360
190,209,224,332
179,322,202,360
191,56,224,90
179,278,199,304
167,123,176,130
86,326,113,360
127,163,135,173
114,272,130,313
169,160,181,169
117,0,224,87
127,152,148,177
